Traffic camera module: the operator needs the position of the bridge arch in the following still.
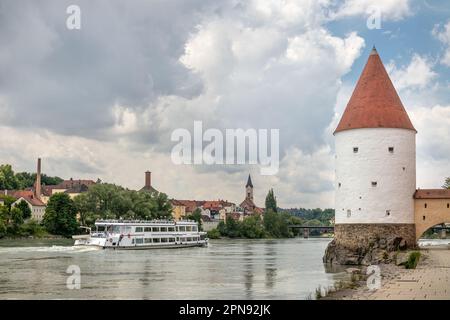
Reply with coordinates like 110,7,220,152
414,190,450,240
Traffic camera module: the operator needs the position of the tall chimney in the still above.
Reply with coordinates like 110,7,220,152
35,158,41,199
145,171,151,188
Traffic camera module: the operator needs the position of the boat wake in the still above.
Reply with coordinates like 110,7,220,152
0,245,101,254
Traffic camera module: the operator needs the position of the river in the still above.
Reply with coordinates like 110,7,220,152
0,238,348,299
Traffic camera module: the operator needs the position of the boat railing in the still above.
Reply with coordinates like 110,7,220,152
95,219,197,224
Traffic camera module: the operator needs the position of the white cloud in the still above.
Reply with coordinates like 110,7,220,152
387,54,437,90
433,21,450,66
332,0,412,21
410,105,450,188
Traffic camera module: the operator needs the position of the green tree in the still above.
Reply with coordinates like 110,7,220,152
0,218,6,238
187,208,203,230
43,193,78,237
73,183,174,226
0,164,19,190
263,209,292,238
443,177,450,189
240,215,265,238
265,188,277,213
152,192,173,219
0,195,17,211
10,207,23,227
15,200,32,220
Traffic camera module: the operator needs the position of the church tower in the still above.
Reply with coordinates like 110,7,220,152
326,47,417,264
245,174,253,201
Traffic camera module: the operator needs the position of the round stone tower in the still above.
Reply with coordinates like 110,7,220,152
325,47,417,265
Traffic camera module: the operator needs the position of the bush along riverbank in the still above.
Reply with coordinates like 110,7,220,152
206,210,304,239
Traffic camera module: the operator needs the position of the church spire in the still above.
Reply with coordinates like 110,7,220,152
246,174,253,188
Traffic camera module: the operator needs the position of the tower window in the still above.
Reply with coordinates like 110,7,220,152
347,209,351,217
402,167,406,171
371,181,377,187
386,210,391,216
353,147,359,153
424,203,427,209
388,147,394,153
338,183,341,188
423,216,426,221
447,203,449,209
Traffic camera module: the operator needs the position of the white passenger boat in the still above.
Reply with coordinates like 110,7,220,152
72,219,208,249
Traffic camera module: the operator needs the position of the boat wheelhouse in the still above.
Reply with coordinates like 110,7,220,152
73,219,208,249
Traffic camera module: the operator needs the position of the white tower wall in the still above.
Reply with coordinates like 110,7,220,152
335,128,416,224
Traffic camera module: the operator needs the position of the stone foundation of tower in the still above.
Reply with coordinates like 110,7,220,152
323,224,417,265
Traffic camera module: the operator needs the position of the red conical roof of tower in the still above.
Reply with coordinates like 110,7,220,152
334,47,416,134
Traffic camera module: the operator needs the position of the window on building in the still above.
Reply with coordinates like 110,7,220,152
186,226,192,232
347,210,351,218
402,167,406,171
359,208,361,211
135,227,143,233
353,147,359,153
178,226,185,232
386,210,391,216
168,227,175,232
388,147,394,153
338,183,341,188
152,227,160,232
423,216,426,221
160,227,167,232
144,227,151,232
371,181,377,187
447,203,449,209
424,203,427,209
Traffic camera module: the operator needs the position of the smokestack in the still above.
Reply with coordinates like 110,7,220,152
35,158,41,199
145,171,151,188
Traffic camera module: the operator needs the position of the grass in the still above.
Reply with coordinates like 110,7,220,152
405,251,421,269
313,272,364,299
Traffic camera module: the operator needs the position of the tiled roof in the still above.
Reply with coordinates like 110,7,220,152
414,189,450,199
17,195,46,207
55,179,96,189
335,47,416,134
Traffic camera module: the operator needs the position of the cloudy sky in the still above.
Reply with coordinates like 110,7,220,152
0,0,449,208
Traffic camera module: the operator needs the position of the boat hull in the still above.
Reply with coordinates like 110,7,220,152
74,238,208,250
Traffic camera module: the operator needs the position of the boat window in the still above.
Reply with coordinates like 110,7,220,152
186,226,192,232
112,226,121,233
168,227,175,232
152,227,160,232
144,227,151,232
135,227,143,232
160,227,167,232
161,238,168,243
192,226,197,232
135,238,143,244
178,226,185,232
145,238,152,243
187,237,192,241
122,226,132,233
132,239,135,244
153,238,161,243
169,238,175,242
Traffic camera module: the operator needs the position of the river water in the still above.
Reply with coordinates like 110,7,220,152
0,238,348,299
